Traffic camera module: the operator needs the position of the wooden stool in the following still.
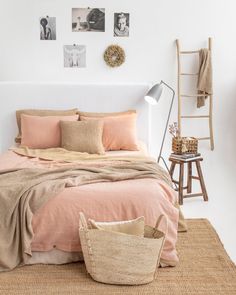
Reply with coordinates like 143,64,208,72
169,157,208,205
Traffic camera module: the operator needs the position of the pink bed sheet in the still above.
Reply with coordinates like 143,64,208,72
0,150,179,265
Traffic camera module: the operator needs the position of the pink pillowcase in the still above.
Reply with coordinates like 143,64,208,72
21,114,79,149
80,113,139,151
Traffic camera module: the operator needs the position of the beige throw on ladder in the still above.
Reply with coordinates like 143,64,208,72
197,48,213,108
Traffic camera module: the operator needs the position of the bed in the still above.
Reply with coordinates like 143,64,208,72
0,83,186,272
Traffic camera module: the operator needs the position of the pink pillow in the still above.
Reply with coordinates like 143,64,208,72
21,114,78,149
80,113,139,151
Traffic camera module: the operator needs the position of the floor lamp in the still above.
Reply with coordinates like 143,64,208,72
144,80,175,171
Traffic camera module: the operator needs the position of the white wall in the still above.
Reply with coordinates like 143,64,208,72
0,0,236,260
0,0,236,158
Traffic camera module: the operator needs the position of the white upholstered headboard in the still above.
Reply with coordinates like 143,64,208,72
0,82,150,152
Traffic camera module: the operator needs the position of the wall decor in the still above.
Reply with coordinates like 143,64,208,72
64,45,86,68
104,45,125,67
72,8,105,32
40,16,56,40
114,13,130,37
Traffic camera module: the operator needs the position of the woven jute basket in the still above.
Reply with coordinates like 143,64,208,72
79,212,168,285
172,137,198,154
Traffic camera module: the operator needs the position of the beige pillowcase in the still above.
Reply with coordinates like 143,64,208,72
89,216,145,237
78,110,136,118
60,120,105,155
15,108,78,143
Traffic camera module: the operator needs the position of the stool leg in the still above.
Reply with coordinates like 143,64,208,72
195,161,208,202
179,163,184,205
187,162,192,193
169,162,176,181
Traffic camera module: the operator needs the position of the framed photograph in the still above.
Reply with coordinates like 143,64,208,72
40,16,56,40
72,8,105,32
114,13,130,37
64,45,86,68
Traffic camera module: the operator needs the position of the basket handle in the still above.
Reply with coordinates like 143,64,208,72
79,212,88,230
154,214,168,236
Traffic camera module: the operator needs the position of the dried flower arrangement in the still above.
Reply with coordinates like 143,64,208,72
169,122,180,138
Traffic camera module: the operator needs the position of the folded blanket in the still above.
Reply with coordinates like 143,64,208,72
0,160,172,272
197,48,213,108
11,147,153,163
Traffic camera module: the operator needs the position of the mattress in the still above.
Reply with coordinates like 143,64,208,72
0,144,180,267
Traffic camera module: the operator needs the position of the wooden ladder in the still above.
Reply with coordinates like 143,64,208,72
176,38,214,151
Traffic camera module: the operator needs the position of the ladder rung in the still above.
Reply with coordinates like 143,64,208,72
180,73,199,76
192,176,200,180
181,94,209,98
181,115,210,119
183,193,203,198
197,137,211,140
180,50,199,54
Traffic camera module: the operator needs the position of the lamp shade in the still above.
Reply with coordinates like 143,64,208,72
144,83,163,105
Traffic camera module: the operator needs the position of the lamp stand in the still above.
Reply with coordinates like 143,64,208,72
157,81,175,169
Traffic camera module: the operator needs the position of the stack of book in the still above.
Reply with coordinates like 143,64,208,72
170,153,201,161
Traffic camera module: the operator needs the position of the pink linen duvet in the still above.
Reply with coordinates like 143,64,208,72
0,150,180,266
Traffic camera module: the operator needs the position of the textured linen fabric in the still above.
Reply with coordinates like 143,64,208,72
15,108,78,143
89,216,145,237
80,113,139,151
21,114,78,149
0,159,176,271
60,120,105,155
10,147,151,163
78,110,136,118
197,48,213,108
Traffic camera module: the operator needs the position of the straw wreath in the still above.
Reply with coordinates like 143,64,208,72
104,45,125,67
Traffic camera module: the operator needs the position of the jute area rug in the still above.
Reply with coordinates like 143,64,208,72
0,219,235,295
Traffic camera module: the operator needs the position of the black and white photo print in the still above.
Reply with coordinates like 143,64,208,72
114,13,130,37
64,45,86,68
40,17,56,40
72,8,105,32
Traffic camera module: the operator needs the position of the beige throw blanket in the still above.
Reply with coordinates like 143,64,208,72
0,160,171,272
197,48,213,108
12,147,153,163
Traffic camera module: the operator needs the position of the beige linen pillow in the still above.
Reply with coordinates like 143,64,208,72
89,216,145,237
60,120,105,155
15,108,78,143
78,110,136,118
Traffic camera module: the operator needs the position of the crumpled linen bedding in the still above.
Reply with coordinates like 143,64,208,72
0,148,182,271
